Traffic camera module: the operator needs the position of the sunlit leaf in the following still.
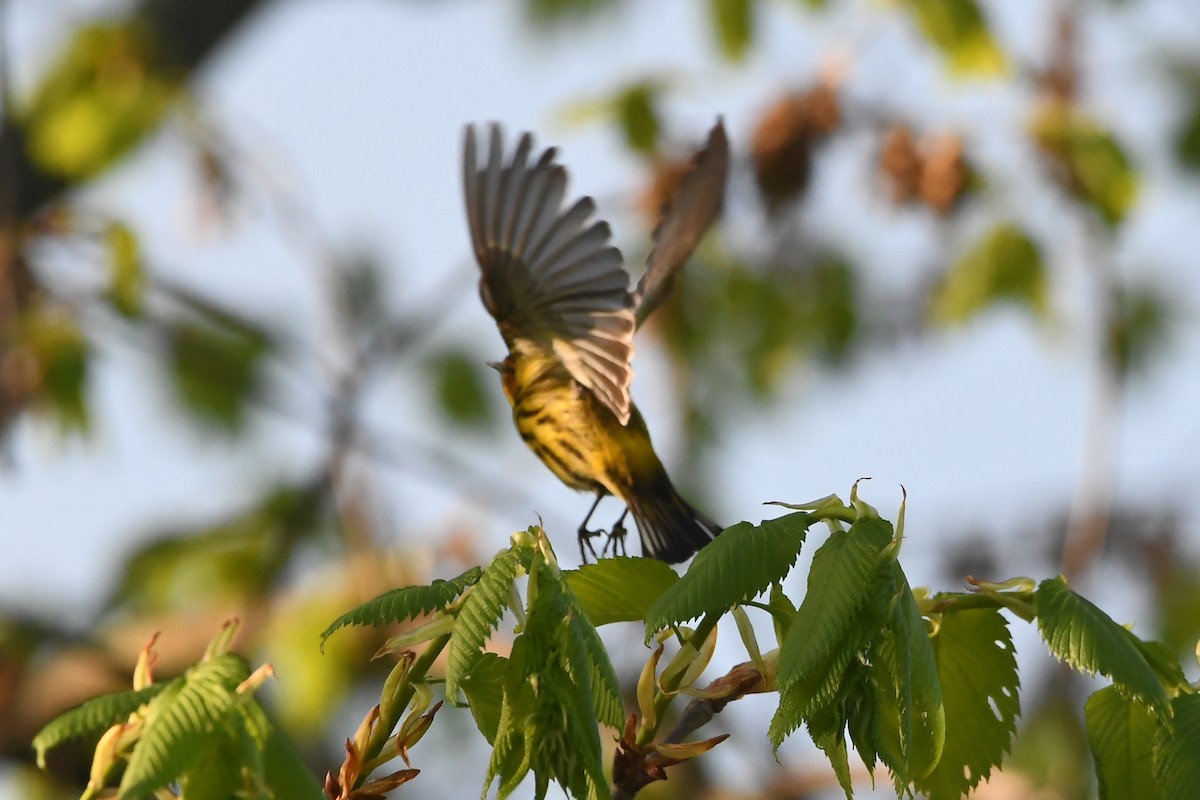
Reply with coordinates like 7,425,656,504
119,654,250,797
916,608,1019,798
105,222,144,317
33,685,164,767
1032,103,1139,226
930,223,1046,324
21,22,181,180
901,0,1007,76
320,566,482,647
1036,576,1169,717
445,550,522,702
565,556,678,626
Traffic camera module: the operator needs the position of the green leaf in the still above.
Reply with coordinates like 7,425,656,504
709,0,754,62
32,685,164,766
320,566,481,649
929,223,1046,325
775,518,891,692
563,579,625,731
461,652,509,744
772,633,863,748
22,22,181,180
916,608,1020,799
445,551,522,701
1154,694,1200,800
256,714,326,800
119,653,250,798
178,726,251,800
764,581,798,646
113,485,324,614
427,349,493,428
645,512,810,638
168,319,268,431
1177,80,1200,169
105,222,145,317
614,82,661,155
1035,576,1169,716
1032,104,1139,226
882,562,944,781
1106,283,1170,379
770,519,892,750
1086,687,1160,800
484,566,611,800
565,556,678,626
525,0,614,26
20,308,90,431
902,0,1006,76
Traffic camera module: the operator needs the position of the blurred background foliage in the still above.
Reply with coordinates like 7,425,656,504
2,0,1199,798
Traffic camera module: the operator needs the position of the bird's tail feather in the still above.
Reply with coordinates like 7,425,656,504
628,485,722,563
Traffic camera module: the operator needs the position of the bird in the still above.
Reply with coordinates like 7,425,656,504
461,118,729,563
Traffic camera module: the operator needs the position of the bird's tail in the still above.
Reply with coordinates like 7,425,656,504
627,482,723,563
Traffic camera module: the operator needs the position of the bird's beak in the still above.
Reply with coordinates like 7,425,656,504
486,360,504,372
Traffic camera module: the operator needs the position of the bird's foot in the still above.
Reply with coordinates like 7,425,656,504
601,518,629,558
577,525,603,564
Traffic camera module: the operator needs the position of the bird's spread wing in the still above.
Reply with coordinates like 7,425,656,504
463,123,636,424
633,119,730,328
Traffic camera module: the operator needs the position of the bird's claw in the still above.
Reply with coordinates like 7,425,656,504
601,519,628,558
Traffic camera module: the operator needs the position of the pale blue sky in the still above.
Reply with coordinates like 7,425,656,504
5,0,1200,796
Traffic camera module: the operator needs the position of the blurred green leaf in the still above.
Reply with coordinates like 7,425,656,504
1033,104,1139,226
930,223,1046,324
525,0,615,25
111,485,325,613
1008,693,1092,800
18,307,90,432
20,22,181,180
1176,79,1200,170
710,0,754,62
901,0,1007,76
427,349,492,428
614,82,661,156
105,222,145,317
267,586,370,736
1106,282,1169,379
661,253,860,402
167,318,268,431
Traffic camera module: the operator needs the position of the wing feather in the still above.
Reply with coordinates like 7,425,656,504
634,119,729,327
462,123,636,423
